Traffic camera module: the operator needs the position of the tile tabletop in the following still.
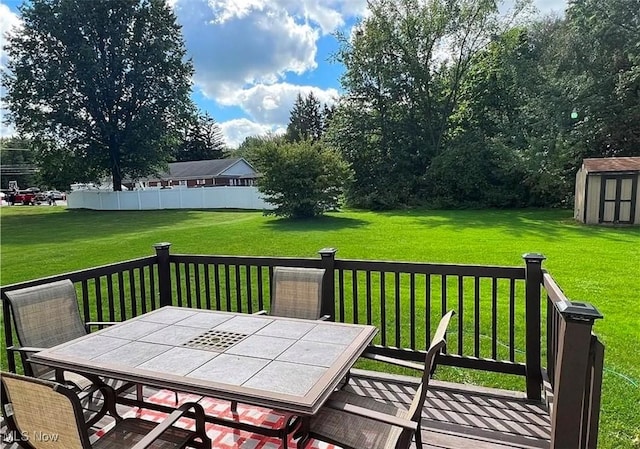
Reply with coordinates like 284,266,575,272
31,306,378,414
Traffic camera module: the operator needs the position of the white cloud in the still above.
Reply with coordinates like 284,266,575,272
219,118,285,148
219,83,340,125
175,0,319,101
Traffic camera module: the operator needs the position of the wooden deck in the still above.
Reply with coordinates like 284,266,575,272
1,369,551,449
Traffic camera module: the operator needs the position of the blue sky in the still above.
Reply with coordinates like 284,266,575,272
0,0,566,147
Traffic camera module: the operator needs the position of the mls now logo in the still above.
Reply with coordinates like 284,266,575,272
2,430,60,443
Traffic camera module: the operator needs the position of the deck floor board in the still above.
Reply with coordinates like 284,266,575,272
2,370,550,448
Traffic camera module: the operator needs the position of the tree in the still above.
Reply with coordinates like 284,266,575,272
172,113,227,162
2,0,194,191
329,0,530,208
253,139,351,218
285,92,325,143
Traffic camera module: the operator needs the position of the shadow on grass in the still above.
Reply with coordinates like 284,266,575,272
263,214,369,232
377,208,640,241
0,208,257,245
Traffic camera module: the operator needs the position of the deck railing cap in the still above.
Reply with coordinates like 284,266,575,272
557,300,603,322
318,248,338,256
522,253,546,262
153,242,172,250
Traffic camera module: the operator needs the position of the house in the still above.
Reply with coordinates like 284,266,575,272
574,156,640,225
129,158,258,189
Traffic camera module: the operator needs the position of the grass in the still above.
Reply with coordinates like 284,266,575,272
1,205,639,448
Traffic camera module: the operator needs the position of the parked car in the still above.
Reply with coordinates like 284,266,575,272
43,191,65,200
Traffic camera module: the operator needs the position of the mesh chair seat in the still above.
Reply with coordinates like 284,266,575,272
306,311,455,449
308,390,406,449
1,372,211,449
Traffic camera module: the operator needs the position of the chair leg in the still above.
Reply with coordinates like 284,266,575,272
414,418,423,448
136,384,143,403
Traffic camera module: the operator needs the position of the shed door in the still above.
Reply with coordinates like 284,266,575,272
599,176,637,224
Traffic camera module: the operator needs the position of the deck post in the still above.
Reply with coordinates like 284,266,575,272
550,301,603,449
318,248,337,321
154,242,173,307
523,253,545,400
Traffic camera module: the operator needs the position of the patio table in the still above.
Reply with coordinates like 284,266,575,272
30,306,377,416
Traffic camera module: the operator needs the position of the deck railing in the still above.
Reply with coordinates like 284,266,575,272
0,243,604,448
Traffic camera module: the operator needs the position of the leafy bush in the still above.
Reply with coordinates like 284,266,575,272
254,139,351,218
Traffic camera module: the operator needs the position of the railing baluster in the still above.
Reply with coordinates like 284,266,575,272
129,269,137,317
257,266,264,311
395,272,401,347
458,276,463,356
174,263,183,308
150,267,157,310
214,264,221,310
410,273,416,350
224,265,231,311
185,264,192,308
246,266,253,314
118,272,126,320
338,270,345,323
204,264,211,310
492,277,497,359
509,278,515,361
441,274,447,314
81,280,90,323
94,277,103,324
107,274,115,321
425,274,431,342
235,265,242,312
194,264,201,309
365,270,372,325
380,271,386,347
474,276,480,357
139,267,147,314
352,270,358,324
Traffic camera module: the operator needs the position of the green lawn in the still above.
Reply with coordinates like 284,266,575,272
1,206,639,448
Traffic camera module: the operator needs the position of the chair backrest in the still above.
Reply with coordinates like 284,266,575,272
404,311,455,433
271,267,326,320
1,371,91,449
5,280,87,377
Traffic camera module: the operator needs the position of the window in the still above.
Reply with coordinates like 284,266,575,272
179,180,187,187
197,179,206,185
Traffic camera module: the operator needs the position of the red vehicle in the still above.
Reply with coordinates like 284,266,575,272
8,189,39,205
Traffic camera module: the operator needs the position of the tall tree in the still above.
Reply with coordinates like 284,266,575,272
285,92,325,142
330,0,530,208
2,0,194,191
173,113,227,162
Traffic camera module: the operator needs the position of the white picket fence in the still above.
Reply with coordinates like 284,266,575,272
67,186,274,211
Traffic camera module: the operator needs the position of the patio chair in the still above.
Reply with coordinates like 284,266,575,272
256,266,328,320
304,310,455,449
3,279,138,398
0,371,211,449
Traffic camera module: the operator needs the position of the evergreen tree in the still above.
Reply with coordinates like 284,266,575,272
173,113,227,162
285,92,324,142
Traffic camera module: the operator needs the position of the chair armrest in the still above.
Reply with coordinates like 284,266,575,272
253,310,268,315
131,402,209,449
86,321,119,327
7,345,48,354
360,350,425,371
324,399,418,431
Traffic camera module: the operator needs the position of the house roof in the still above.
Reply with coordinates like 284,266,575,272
583,157,640,173
132,158,257,182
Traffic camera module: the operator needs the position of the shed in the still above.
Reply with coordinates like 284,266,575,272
574,157,640,225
